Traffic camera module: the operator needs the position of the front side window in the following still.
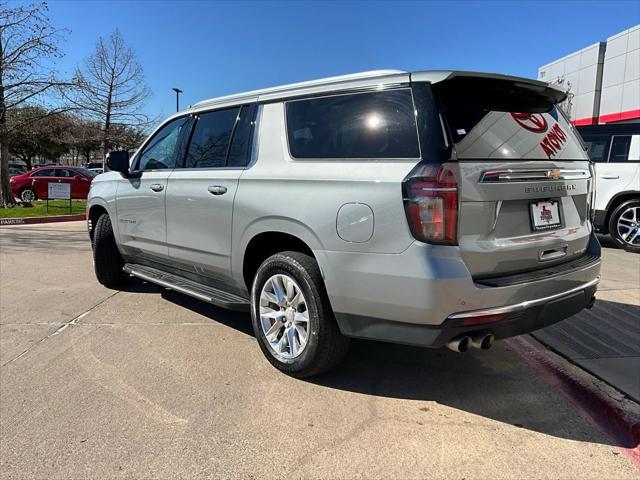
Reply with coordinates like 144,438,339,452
286,89,420,159
581,135,610,162
609,135,640,162
137,116,190,171
185,108,239,168
32,168,55,177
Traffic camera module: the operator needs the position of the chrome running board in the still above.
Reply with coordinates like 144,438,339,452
123,263,250,311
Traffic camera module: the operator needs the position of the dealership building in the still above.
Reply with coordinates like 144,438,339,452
538,24,639,126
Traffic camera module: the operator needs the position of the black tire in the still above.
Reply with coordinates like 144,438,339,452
608,199,640,253
250,251,350,378
92,213,127,287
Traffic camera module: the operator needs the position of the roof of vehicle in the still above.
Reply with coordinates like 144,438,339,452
188,69,562,113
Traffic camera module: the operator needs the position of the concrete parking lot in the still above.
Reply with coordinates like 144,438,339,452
1,222,639,479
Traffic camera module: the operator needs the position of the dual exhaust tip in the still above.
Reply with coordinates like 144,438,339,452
447,332,495,353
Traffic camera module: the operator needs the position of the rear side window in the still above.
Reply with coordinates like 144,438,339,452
286,89,420,159
55,169,74,178
227,104,257,167
581,135,610,162
185,108,239,168
609,135,640,162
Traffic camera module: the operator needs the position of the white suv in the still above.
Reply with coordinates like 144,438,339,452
578,124,640,252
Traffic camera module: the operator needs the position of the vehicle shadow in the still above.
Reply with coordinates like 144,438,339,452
122,279,636,450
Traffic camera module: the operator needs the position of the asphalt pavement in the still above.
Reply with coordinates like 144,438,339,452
1,222,639,479
534,237,640,403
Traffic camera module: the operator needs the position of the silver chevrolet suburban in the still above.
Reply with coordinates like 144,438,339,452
87,70,601,377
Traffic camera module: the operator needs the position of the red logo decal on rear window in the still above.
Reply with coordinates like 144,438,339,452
511,112,548,133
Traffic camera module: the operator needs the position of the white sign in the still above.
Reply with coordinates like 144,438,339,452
47,182,71,200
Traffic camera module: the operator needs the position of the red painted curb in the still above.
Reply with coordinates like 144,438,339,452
0,214,85,226
508,336,640,467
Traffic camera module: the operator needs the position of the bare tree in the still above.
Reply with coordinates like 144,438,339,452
0,1,68,206
70,29,150,160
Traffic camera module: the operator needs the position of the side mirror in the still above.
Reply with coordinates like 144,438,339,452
106,151,130,174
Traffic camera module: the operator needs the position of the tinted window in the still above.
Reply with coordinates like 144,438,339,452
610,135,640,162
137,116,190,171
227,104,257,167
32,169,55,177
286,89,420,159
581,135,610,162
185,108,239,168
75,167,98,177
55,169,74,178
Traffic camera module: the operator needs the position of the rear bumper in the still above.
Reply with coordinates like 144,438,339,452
321,231,601,348
334,277,599,348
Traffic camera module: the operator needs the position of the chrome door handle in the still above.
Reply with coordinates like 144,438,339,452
600,175,620,179
150,183,164,192
207,185,227,195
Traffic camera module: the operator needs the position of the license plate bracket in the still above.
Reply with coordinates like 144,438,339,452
529,199,562,231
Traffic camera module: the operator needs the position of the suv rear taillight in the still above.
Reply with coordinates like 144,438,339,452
403,164,458,245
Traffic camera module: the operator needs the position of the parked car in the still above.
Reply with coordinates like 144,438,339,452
87,70,601,377
577,124,640,252
9,163,27,173
10,166,97,202
8,167,22,177
88,168,104,175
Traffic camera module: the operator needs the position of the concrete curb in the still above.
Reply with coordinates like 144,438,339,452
508,335,640,467
0,214,85,226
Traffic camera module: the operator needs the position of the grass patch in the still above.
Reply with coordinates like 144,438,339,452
0,200,86,218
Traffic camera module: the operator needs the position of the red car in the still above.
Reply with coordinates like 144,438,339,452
9,166,98,203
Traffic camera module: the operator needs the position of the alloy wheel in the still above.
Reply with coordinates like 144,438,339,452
616,206,640,246
259,274,310,359
20,189,35,203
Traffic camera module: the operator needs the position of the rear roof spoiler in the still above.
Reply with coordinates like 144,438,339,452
411,70,566,112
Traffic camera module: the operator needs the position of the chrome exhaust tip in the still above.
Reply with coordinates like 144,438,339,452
470,332,495,350
446,335,471,353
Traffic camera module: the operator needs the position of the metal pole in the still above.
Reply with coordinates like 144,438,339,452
172,87,183,112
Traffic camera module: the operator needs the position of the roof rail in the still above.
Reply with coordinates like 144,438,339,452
192,69,407,109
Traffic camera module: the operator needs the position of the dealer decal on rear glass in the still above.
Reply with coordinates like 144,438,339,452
511,111,568,158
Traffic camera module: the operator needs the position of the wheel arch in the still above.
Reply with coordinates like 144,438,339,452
603,190,640,234
241,230,318,292
87,202,110,241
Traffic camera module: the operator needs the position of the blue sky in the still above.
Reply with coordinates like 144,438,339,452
44,0,640,120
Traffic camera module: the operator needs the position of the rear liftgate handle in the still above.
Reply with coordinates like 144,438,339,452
539,246,567,262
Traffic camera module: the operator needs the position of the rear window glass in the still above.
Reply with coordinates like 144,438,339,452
286,89,420,159
441,104,587,160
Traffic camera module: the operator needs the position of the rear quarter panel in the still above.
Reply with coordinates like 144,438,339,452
231,102,420,284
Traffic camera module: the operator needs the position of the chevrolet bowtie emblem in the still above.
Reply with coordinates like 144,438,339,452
548,169,562,180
